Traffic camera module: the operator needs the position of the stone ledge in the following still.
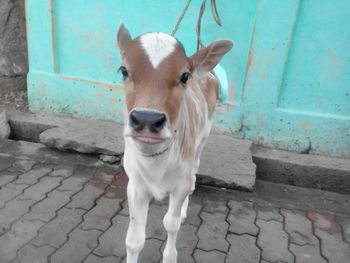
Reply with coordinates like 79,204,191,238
197,134,256,191
7,111,257,191
8,111,124,155
252,145,350,194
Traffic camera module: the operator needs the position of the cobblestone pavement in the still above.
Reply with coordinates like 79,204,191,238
0,139,350,263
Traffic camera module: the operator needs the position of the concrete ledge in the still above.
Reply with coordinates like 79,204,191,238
8,111,124,155
252,145,350,194
8,111,350,194
197,134,256,191
7,111,256,191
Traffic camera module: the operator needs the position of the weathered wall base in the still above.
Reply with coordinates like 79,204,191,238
0,0,28,110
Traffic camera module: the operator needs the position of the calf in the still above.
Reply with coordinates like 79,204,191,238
116,24,233,263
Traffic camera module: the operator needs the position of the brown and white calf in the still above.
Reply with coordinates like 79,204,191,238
116,24,233,263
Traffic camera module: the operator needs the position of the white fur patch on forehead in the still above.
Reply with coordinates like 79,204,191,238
140,32,177,68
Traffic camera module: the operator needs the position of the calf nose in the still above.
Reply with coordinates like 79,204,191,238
129,110,167,133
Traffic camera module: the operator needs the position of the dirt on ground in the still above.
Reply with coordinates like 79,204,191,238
0,86,28,112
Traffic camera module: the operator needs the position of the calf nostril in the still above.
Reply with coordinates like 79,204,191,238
150,115,166,133
129,112,143,131
129,110,166,133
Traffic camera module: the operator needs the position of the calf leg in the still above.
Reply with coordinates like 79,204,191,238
180,195,189,223
163,187,190,263
180,158,200,223
125,183,151,263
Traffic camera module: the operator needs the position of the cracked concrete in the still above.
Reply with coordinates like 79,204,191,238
0,139,350,263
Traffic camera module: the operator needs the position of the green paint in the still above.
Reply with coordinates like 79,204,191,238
26,0,350,157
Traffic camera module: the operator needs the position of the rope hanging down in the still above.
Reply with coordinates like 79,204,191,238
171,0,223,51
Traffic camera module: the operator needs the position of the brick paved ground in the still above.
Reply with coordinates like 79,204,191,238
0,139,350,263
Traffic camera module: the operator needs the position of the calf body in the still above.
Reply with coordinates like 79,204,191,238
116,24,233,263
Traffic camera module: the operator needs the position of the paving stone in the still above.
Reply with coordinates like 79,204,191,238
8,159,36,173
66,182,106,210
84,254,122,263
14,166,52,185
118,199,129,216
94,215,128,258
290,243,327,263
226,234,260,263
197,211,229,252
18,176,62,201
50,165,75,177
0,154,14,171
80,196,123,231
11,244,55,263
177,253,195,263
314,230,350,263
50,228,102,263
202,198,228,214
227,200,258,236
94,169,128,199
0,173,16,187
56,171,91,193
0,197,33,235
308,212,350,263
184,195,202,226
281,209,318,246
0,139,17,151
146,204,167,240
193,249,226,263
23,190,71,222
0,219,45,262
0,140,102,168
177,224,198,263
256,219,294,263
0,140,46,156
32,207,85,248
0,182,27,207
257,206,283,222
280,209,325,263
139,238,163,263
308,212,342,232
337,216,350,244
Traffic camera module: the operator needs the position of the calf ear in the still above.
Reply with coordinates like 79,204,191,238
190,40,233,73
116,23,132,55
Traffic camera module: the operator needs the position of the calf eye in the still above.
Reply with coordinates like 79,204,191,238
180,72,191,86
118,66,129,80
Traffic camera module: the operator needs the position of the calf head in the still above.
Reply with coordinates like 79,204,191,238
116,24,232,156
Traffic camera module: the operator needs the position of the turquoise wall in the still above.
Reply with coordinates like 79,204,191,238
26,0,350,157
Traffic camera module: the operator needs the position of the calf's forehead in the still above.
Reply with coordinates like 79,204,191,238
140,32,179,68
124,33,189,75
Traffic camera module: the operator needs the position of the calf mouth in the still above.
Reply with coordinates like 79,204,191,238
124,126,172,157
132,135,164,144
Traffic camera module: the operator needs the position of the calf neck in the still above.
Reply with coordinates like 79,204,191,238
116,24,233,263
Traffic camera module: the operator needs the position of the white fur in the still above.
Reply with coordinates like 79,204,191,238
140,33,177,68
124,74,213,263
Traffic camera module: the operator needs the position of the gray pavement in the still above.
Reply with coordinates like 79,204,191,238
0,139,350,263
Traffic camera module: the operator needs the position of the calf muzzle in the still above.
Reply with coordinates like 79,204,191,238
129,109,167,133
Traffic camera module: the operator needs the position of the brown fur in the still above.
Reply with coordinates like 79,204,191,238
123,38,190,126
118,26,232,161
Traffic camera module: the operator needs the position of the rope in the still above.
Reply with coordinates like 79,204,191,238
196,0,207,51
171,0,222,51
171,0,192,36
